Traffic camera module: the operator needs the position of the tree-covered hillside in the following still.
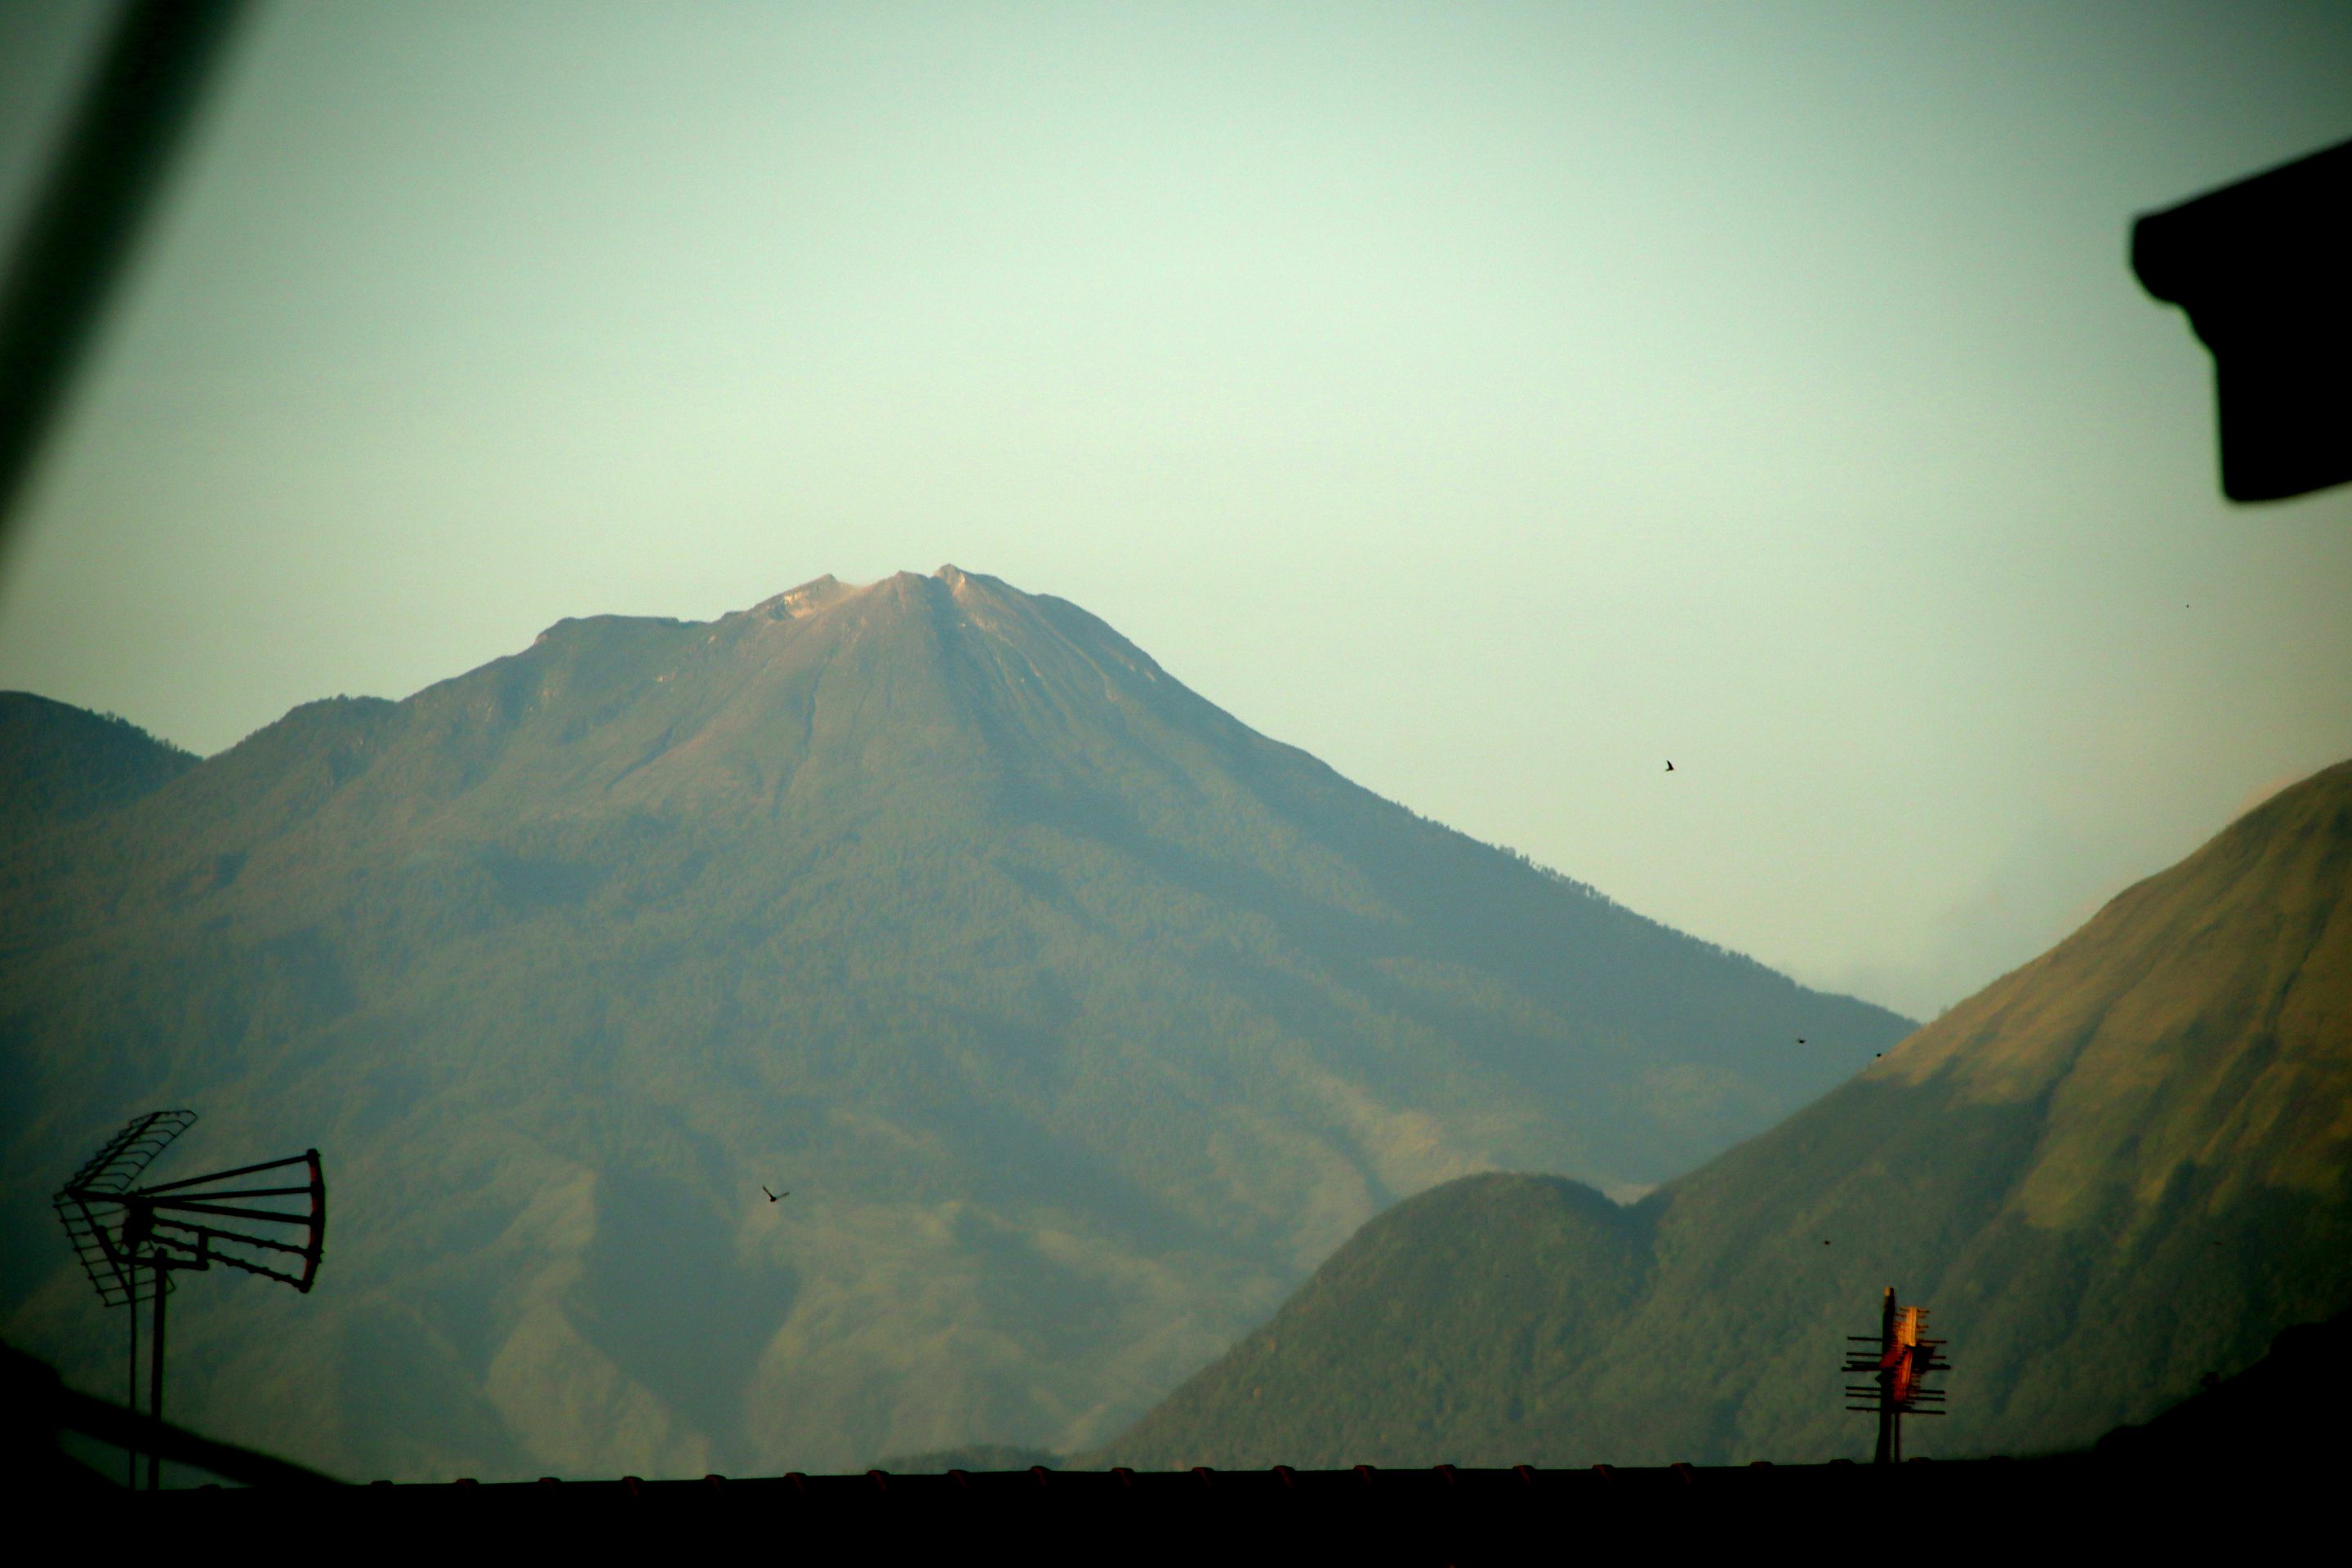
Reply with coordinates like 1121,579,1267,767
1104,760,2352,1467
0,693,196,828
0,568,1909,1480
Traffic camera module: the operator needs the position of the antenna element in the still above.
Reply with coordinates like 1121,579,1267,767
53,1110,327,1488
1842,1285,1950,1463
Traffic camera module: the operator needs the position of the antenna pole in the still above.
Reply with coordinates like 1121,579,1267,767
127,1281,139,1488
147,1257,166,1491
1873,1285,1897,1466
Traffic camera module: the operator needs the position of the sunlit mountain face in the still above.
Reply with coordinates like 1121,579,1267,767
1105,759,2352,1468
0,567,1906,1478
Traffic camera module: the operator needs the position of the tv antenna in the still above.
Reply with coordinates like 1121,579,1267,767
1842,1285,1949,1463
52,1110,327,1489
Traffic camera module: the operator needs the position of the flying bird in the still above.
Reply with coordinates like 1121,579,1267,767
763,1186,789,1203
1664,760,1675,772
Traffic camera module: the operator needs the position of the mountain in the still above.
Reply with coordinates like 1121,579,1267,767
0,692,196,827
0,567,1909,1479
1102,760,2352,1468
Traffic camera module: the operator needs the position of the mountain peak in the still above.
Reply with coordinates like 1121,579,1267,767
732,566,1009,630
745,572,861,622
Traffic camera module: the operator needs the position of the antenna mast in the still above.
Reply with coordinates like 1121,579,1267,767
54,1111,327,1488
1842,1285,1949,1463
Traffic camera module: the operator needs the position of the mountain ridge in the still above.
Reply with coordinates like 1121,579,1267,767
1099,757,2352,1468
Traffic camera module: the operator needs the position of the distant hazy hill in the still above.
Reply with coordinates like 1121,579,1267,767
0,568,1907,1480
0,692,195,827
1104,761,2352,1467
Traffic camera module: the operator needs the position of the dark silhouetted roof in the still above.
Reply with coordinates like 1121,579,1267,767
2133,138,2352,502
108,1454,2303,1556
15,1320,2342,1554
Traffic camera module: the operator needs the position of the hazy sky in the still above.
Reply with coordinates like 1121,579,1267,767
2,1,2347,1020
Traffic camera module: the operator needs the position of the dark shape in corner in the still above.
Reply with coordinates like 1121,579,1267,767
0,2,250,537
2,1337,341,1489
2091,1303,2352,1467
2132,138,2352,503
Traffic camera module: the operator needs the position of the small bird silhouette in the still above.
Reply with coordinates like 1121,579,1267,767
1797,1037,1806,1045
1664,760,1675,772
762,1186,789,1203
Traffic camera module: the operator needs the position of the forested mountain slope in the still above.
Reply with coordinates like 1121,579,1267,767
1,693,196,827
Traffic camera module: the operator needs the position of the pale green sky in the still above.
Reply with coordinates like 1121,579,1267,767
2,1,2348,1018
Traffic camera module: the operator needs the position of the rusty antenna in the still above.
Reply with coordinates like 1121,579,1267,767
1842,1285,1949,1463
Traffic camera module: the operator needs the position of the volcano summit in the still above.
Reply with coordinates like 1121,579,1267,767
0,567,1908,1478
